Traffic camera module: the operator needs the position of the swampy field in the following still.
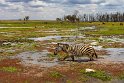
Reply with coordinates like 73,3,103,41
0,20,124,83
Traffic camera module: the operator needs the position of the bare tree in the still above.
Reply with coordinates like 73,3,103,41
79,12,124,22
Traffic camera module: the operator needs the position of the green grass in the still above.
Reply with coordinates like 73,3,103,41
0,21,124,36
78,76,88,82
47,53,56,58
66,80,73,83
47,53,66,59
49,71,63,78
86,25,124,35
45,81,55,83
80,69,112,81
0,21,124,56
0,66,18,72
0,20,78,28
0,56,5,61
119,74,124,79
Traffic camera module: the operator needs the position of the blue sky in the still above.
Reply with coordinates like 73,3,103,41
0,0,124,20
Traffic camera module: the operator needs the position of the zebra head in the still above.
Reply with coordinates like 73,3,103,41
54,43,69,55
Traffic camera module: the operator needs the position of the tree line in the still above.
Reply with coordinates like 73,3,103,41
57,12,124,22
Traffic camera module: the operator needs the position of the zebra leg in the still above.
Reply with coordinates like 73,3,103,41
94,53,98,58
71,56,75,61
90,58,93,61
63,55,70,61
89,54,94,61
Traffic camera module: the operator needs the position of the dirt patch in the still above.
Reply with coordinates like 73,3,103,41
0,59,46,83
0,59,21,67
0,50,124,82
102,42,124,48
96,50,108,56
40,62,124,83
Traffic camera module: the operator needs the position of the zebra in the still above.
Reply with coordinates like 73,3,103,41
54,43,98,61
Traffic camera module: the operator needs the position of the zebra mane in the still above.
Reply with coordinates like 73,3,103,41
57,43,69,49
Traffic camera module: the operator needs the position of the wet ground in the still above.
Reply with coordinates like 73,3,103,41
99,48,124,63
1,26,124,67
0,26,124,83
14,47,124,68
15,50,59,67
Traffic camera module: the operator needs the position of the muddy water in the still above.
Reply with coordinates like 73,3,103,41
15,28,124,67
15,47,124,68
105,48,124,62
28,36,62,41
28,35,85,41
99,36,124,42
97,48,124,63
16,50,61,67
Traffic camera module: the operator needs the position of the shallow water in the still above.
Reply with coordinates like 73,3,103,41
98,48,124,63
15,50,60,67
28,35,85,41
28,36,62,41
15,47,124,68
99,36,124,43
105,48,124,62
79,26,96,31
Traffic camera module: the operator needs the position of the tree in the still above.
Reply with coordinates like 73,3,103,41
63,10,80,23
24,16,29,21
56,18,62,21
79,12,124,22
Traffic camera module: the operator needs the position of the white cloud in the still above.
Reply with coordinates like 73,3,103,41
0,0,5,3
28,0,49,7
91,0,105,3
0,0,124,20
100,0,124,6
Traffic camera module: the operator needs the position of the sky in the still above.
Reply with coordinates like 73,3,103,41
0,0,124,20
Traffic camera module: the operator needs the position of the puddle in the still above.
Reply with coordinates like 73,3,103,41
99,36,124,43
28,36,62,41
93,46,103,50
90,42,99,46
15,50,60,67
28,35,85,41
105,48,124,62
98,48,124,63
42,30,59,33
0,32,16,37
14,46,124,67
79,26,96,31
1,42,24,46
61,29,76,32
36,30,59,33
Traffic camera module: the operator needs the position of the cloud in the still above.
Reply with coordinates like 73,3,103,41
100,0,122,6
28,0,48,7
0,0,124,20
6,0,31,3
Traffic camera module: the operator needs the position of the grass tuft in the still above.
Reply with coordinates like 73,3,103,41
80,69,112,81
119,74,124,80
0,66,18,72
49,71,63,78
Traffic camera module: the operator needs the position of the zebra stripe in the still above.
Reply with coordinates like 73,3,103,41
54,43,98,61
